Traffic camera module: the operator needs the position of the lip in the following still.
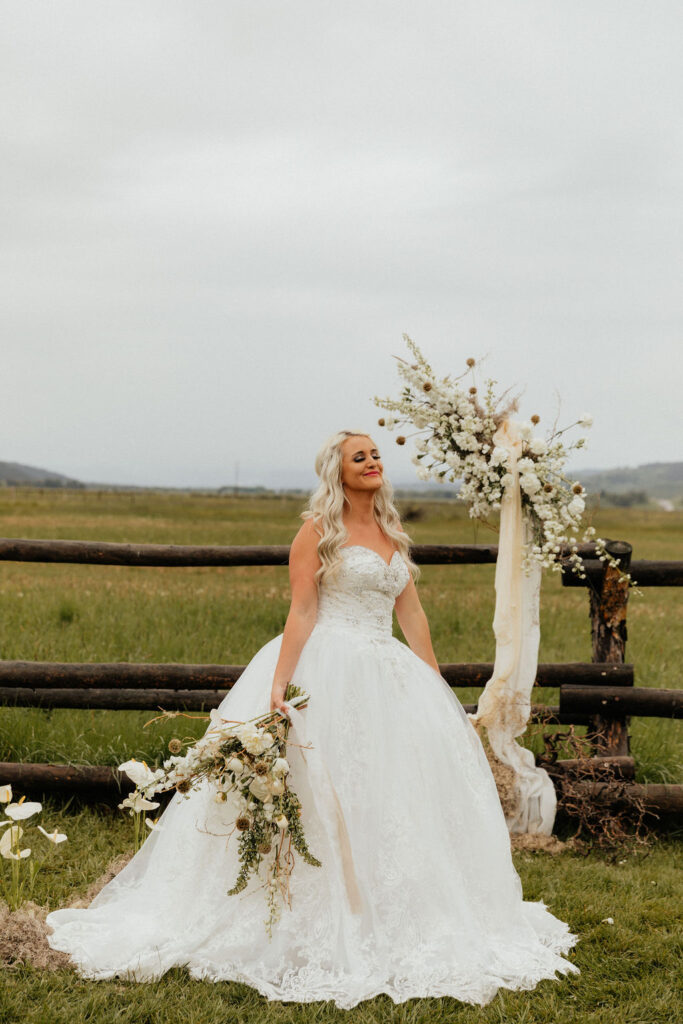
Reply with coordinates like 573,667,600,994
363,471,380,477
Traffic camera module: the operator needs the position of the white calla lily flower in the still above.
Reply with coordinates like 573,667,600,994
5,800,42,821
118,793,160,815
37,825,68,844
8,848,32,860
0,784,12,803
0,824,23,857
119,759,158,789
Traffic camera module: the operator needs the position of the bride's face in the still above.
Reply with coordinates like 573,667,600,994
340,436,384,494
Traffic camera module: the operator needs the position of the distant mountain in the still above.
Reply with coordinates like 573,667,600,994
0,461,83,488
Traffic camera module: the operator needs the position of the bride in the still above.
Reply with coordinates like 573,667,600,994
46,429,580,1009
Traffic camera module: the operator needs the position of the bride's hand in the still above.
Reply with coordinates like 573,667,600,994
270,683,289,717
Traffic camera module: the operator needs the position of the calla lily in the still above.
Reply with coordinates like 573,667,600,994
118,793,160,815
0,824,23,857
0,784,12,802
37,824,68,844
7,848,31,860
119,759,158,789
5,800,42,821
145,817,162,831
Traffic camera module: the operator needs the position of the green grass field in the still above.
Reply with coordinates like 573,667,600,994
0,489,681,1023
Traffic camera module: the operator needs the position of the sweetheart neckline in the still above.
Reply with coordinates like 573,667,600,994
340,545,402,569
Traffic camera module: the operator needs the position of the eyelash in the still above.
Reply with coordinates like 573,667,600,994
354,453,380,462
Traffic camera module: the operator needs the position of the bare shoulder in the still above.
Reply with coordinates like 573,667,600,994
289,518,322,565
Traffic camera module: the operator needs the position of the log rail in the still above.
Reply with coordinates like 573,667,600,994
0,536,681,813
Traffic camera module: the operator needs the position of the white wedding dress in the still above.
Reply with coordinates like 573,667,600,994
46,546,579,1008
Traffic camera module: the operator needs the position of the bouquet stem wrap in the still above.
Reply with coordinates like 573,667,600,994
470,419,556,835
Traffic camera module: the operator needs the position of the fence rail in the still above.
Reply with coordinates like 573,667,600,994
1,535,681,814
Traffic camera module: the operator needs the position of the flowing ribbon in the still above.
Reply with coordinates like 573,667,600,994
285,703,363,915
469,419,556,835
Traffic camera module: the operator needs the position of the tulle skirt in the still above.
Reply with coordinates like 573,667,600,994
46,622,579,1008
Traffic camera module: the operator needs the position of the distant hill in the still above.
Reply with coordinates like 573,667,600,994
573,462,683,500
0,461,83,488
1,459,681,505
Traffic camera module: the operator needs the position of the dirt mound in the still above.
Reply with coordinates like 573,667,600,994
1,852,132,972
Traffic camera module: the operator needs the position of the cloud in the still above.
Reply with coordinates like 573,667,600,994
2,0,681,486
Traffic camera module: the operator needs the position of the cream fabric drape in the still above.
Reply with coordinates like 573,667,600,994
469,419,556,835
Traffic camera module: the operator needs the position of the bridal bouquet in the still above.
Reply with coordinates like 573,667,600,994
374,335,634,585
119,685,321,937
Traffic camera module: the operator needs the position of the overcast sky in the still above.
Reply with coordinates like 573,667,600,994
2,1,682,489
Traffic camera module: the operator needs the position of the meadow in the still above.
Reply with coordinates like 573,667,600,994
0,488,681,1024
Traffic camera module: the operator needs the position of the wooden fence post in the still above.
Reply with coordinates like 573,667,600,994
589,539,633,757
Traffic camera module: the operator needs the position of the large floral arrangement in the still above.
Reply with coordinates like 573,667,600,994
119,686,321,937
374,335,634,585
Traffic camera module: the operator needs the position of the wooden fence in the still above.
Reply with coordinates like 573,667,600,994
0,536,681,814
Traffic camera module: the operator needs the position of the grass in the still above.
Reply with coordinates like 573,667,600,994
0,488,681,1022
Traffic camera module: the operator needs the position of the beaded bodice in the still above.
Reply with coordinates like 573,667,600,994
313,545,411,642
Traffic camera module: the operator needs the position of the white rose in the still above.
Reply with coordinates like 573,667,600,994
518,421,533,440
519,472,542,496
490,446,509,467
517,457,535,473
500,473,514,489
529,437,547,455
273,758,290,776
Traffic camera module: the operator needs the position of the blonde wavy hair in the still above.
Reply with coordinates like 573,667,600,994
300,429,420,587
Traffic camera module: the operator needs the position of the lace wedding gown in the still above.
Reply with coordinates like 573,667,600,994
46,546,579,1008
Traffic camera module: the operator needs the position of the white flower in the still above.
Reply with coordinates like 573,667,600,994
272,758,290,776
0,785,12,803
529,437,547,455
235,724,274,756
0,825,27,858
275,815,288,831
519,472,542,496
37,825,67,844
601,916,614,925
118,793,160,815
489,446,509,467
5,801,42,821
226,757,244,775
517,457,535,473
579,413,593,428
270,777,285,796
416,467,430,481
500,473,514,489
518,421,533,440
145,818,162,830
568,496,585,516
248,776,272,802
119,759,158,789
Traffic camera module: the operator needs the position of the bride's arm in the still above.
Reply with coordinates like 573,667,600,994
270,520,321,715
394,579,441,675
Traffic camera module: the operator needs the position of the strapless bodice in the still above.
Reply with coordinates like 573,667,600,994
312,545,411,642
